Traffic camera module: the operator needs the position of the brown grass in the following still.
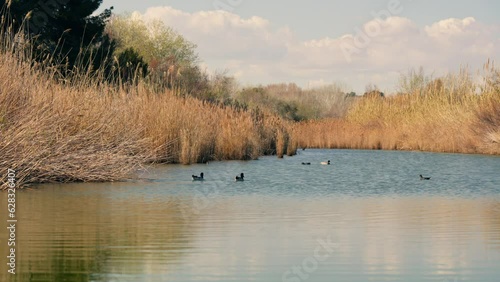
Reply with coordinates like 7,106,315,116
3,27,497,188
0,45,294,187
294,65,500,155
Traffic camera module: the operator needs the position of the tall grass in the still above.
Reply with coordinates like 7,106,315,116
0,31,295,187
294,64,500,155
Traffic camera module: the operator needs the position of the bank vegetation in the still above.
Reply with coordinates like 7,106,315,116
294,65,500,155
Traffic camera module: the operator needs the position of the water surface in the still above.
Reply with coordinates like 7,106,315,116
1,149,499,282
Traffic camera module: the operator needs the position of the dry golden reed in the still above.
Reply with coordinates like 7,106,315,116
294,66,500,155
0,47,294,187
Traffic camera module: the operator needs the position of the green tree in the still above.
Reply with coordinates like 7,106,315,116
3,0,115,72
106,14,200,89
112,47,148,84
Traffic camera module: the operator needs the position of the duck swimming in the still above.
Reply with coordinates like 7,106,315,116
301,162,311,165
192,172,204,181
235,173,244,181
320,160,331,165
419,174,431,180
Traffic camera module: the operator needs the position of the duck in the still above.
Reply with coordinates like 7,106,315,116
192,172,204,181
320,160,331,165
235,173,244,181
419,174,431,180
301,162,311,165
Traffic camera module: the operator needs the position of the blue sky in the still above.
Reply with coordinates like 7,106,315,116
100,0,500,93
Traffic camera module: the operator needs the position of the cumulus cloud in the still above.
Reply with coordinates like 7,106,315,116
142,7,289,62
425,17,476,38
136,6,499,93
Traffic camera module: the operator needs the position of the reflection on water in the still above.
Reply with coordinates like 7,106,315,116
1,150,499,282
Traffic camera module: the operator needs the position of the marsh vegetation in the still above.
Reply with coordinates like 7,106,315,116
0,2,498,187
294,66,500,155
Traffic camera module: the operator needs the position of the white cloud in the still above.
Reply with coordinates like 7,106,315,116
425,17,476,38
135,6,499,93
142,7,288,62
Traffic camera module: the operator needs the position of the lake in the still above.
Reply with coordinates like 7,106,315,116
1,149,499,282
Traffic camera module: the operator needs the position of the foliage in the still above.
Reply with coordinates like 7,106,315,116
106,14,240,100
397,67,432,95
235,83,356,121
2,0,114,72
363,83,384,97
106,14,200,89
112,47,148,84
0,32,295,187
294,67,500,155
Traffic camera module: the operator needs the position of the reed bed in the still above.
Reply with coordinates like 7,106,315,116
0,48,294,187
294,66,500,155
2,28,497,188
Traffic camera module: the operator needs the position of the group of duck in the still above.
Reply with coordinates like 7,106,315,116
191,159,331,182
302,160,331,165
191,159,431,181
192,172,244,182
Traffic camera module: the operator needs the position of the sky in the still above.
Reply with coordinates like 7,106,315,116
99,0,500,94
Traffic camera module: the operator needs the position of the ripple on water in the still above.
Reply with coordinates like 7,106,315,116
1,149,499,282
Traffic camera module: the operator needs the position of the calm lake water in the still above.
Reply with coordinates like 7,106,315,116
1,149,500,282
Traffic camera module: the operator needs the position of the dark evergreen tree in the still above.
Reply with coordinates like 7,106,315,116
114,47,148,83
2,0,114,73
